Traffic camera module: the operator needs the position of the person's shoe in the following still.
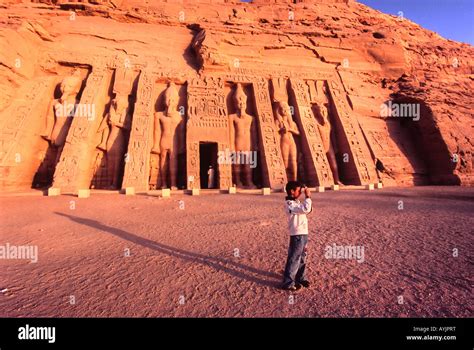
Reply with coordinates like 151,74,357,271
282,284,301,291
297,280,311,288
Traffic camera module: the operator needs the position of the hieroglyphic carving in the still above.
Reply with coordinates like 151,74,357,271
0,79,51,166
230,67,335,82
290,78,334,186
187,141,200,189
218,142,232,189
154,69,189,82
252,77,287,188
121,70,154,191
186,77,231,190
367,130,401,158
328,79,377,184
187,77,227,125
0,77,55,190
53,65,110,192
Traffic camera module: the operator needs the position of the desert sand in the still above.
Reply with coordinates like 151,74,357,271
1,187,472,317
1,1,473,195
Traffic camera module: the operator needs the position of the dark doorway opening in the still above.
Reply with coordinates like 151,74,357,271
200,142,219,189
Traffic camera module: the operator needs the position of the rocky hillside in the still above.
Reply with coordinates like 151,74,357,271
0,0,472,191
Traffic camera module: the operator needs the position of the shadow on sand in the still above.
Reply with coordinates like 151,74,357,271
55,212,282,288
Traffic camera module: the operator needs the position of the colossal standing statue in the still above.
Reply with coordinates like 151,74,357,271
153,83,185,189
275,101,299,181
41,70,82,161
96,95,131,189
229,83,258,188
314,102,342,185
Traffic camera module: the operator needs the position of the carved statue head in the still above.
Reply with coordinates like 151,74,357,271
164,82,179,110
314,102,329,125
59,69,82,99
278,101,292,118
234,83,247,112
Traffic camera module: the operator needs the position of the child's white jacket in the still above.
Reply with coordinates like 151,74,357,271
284,197,312,236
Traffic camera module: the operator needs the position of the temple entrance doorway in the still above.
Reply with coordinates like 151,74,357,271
200,142,219,189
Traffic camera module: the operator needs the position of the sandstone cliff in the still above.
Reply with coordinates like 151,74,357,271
0,0,472,192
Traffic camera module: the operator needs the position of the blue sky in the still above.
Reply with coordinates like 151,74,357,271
358,0,474,45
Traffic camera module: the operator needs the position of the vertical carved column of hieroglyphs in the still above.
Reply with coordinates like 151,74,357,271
186,140,200,189
53,65,111,193
0,77,56,191
121,70,154,192
218,142,232,189
290,78,334,187
327,78,377,184
186,78,204,189
251,77,287,189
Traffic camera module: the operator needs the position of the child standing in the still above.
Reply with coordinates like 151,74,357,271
282,181,312,291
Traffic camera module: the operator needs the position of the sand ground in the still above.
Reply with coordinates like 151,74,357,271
0,186,472,317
